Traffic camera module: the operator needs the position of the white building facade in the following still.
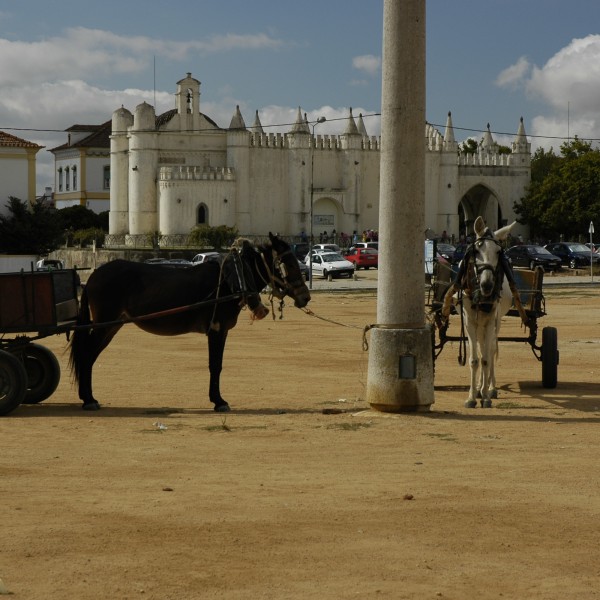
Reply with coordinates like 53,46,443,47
50,123,111,213
108,73,531,246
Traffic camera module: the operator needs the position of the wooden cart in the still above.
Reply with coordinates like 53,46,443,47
427,263,559,388
0,269,79,415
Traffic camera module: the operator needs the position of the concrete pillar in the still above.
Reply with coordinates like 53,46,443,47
366,0,434,413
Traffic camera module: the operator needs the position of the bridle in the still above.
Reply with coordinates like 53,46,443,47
459,230,505,311
256,247,307,302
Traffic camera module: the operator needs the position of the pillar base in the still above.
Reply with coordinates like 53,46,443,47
366,326,434,413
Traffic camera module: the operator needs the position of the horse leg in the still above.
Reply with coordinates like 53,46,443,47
207,329,230,412
76,325,122,410
464,310,478,408
478,318,496,408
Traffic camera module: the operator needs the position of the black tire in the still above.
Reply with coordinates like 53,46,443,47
21,344,61,404
0,350,27,416
541,327,558,389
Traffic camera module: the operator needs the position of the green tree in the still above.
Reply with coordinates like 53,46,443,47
189,224,239,250
0,197,64,254
57,205,104,231
460,138,478,154
514,138,600,240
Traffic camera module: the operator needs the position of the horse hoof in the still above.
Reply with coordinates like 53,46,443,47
490,389,498,399
82,401,101,411
214,403,231,413
481,399,492,408
464,399,477,408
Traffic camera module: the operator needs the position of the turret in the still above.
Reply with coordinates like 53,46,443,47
128,101,158,235
251,110,264,133
175,72,201,131
340,107,362,150
510,117,531,166
480,123,498,156
109,106,133,235
357,113,368,137
229,105,247,130
443,111,458,152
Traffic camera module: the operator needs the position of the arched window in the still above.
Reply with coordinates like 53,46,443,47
103,165,110,189
72,166,77,191
58,168,63,192
197,203,208,225
65,166,70,191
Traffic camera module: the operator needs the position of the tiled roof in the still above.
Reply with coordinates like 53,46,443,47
0,130,43,148
50,120,112,152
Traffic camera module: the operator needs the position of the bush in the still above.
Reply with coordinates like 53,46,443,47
189,225,239,250
72,228,106,248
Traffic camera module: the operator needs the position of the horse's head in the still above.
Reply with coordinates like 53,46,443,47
467,217,515,301
264,232,311,308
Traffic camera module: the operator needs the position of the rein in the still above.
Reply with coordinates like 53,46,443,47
299,307,422,352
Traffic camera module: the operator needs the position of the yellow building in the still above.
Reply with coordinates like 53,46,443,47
0,131,43,217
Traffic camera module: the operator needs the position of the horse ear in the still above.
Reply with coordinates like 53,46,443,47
474,216,486,237
494,221,517,241
268,232,277,243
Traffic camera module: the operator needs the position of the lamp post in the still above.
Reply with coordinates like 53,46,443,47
309,116,326,289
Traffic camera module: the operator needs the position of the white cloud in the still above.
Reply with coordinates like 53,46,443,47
352,54,381,76
526,35,600,113
0,27,285,87
495,35,600,148
495,56,531,89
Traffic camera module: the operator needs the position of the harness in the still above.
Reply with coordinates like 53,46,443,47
441,229,530,330
456,231,505,312
222,240,306,321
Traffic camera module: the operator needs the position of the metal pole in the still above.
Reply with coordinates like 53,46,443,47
590,221,595,282
309,116,326,290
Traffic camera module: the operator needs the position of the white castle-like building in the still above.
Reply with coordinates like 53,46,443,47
107,73,531,245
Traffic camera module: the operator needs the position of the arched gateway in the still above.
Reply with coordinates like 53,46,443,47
107,74,531,247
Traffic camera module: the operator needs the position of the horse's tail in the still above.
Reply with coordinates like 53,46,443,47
69,285,92,385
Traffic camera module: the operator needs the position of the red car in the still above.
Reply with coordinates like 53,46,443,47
345,247,378,269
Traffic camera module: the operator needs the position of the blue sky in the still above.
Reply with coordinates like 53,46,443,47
2,0,600,193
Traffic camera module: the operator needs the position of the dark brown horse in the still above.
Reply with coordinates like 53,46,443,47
69,233,310,412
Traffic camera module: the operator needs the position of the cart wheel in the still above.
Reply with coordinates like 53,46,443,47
22,343,61,404
541,326,558,389
0,350,27,416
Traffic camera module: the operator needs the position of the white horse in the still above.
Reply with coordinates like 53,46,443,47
442,217,527,408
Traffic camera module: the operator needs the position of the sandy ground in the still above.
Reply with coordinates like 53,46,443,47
1,280,599,599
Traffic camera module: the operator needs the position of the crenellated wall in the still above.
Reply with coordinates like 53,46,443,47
108,74,531,245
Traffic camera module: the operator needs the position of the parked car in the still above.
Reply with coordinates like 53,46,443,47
452,243,468,264
297,259,309,280
436,243,456,263
191,252,224,265
544,242,600,269
290,242,310,261
312,243,342,254
585,242,600,254
344,247,378,269
505,245,562,272
36,258,65,270
305,251,355,280
352,241,379,251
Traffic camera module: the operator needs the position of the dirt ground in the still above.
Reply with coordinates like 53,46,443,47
1,281,599,599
